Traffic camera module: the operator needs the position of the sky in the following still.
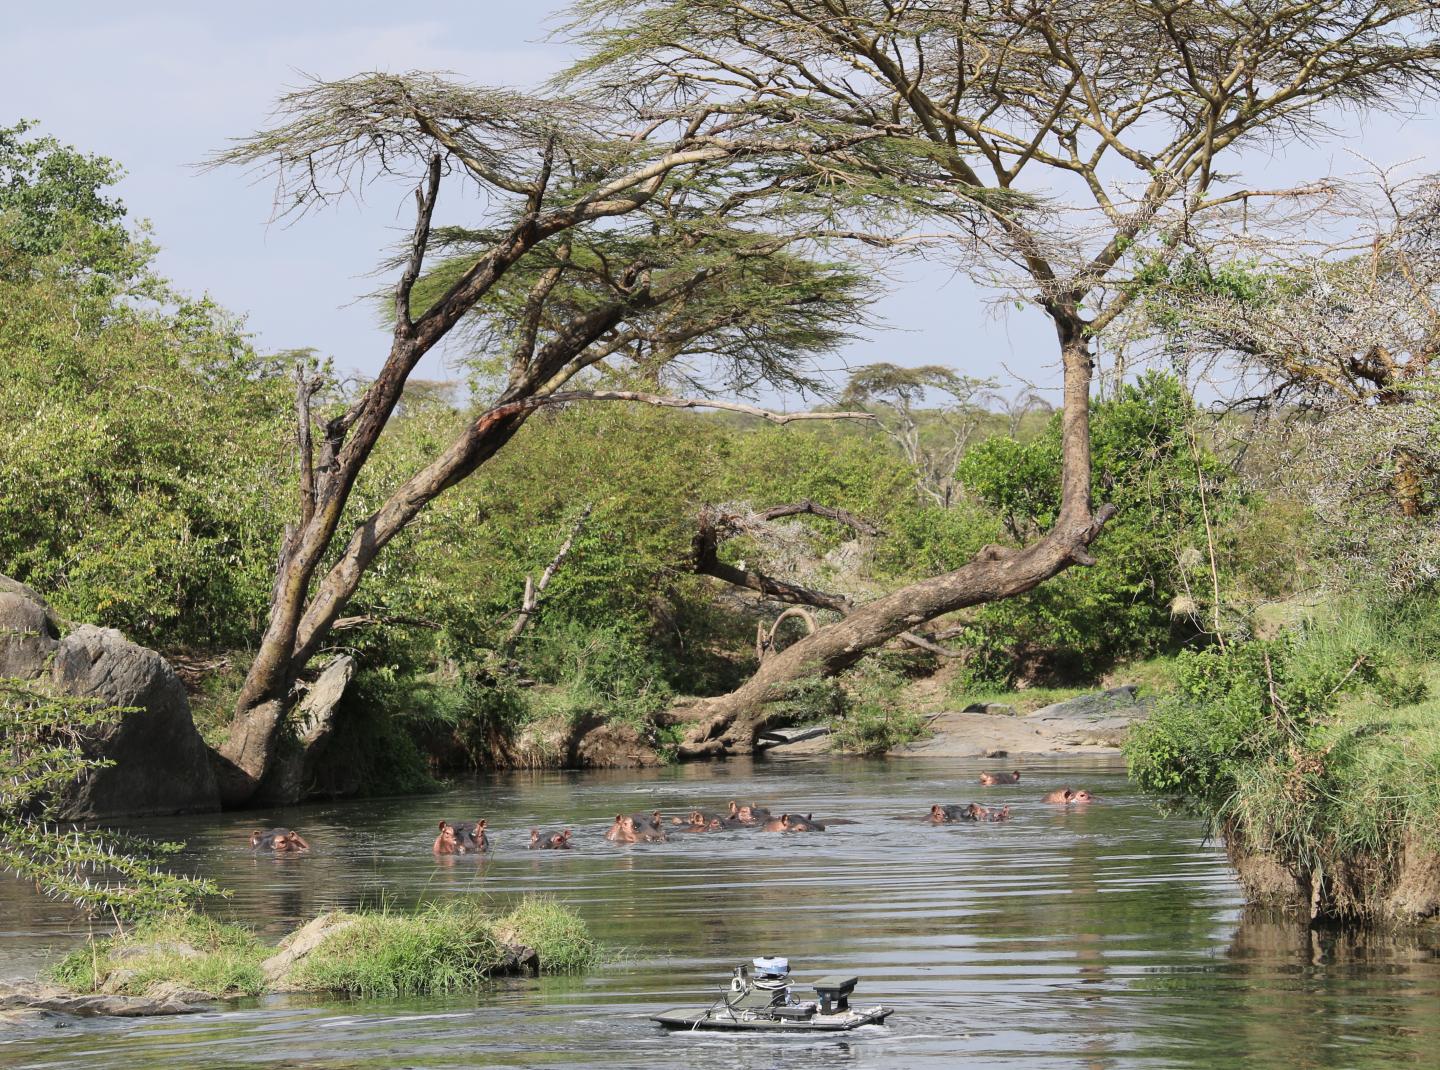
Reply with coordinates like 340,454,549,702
5,3,1440,406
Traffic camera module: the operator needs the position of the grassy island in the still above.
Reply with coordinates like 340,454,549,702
48,899,598,1000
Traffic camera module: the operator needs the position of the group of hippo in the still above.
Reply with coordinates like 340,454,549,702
928,769,1096,825
247,769,1096,856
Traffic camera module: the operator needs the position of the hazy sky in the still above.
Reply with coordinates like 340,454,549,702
6,3,1439,404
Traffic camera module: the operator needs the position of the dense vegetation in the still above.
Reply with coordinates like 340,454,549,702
3,121,1430,785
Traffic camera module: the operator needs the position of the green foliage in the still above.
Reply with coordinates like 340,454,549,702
48,912,266,996
1125,597,1440,880
0,136,292,649
0,120,141,284
322,669,444,796
829,662,930,756
525,619,673,725
956,373,1219,683
0,679,219,919
763,674,847,724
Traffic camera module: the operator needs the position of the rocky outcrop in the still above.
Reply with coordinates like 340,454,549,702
0,574,219,817
1023,685,1153,746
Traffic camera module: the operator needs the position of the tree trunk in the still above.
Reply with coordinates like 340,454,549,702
676,318,1110,758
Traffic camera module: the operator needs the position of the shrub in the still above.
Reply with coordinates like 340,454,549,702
0,679,219,919
830,662,930,756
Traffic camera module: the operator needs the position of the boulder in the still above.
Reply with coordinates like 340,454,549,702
261,911,359,990
0,574,220,818
1024,685,1153,746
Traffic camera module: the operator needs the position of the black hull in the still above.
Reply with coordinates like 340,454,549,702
651,1005,893,1032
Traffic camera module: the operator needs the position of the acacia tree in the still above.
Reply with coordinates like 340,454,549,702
208,71,972,803
1140,169,1440,522
840,363,997,507
566,0,1440,756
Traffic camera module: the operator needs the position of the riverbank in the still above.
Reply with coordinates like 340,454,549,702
1126,608,1440,927
767,683,1155,759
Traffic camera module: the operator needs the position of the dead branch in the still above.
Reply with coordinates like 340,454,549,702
756,606,817,661
503,505,594,655
757,500,885,536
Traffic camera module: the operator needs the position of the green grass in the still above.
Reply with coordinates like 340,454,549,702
47,912,267,996
496,897,599,972
46,898,598,999
287,899,598,996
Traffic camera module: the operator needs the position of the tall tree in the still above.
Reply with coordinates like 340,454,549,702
565,0,1440,755
208,72,933,803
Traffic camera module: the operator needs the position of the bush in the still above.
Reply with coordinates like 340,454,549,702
830,662,930,756
1125,598,1440,898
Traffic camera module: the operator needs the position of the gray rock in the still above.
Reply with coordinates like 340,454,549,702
144,981,217,1004
0,573,220,818
1025,685,1152,746
112,940,201,962
962,702,1019,717
261,911,359,990
0,576,62,678
0,979,205,1017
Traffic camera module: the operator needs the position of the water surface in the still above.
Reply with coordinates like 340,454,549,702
2,754,1437,1069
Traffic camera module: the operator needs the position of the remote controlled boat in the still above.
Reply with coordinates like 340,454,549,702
651,956,893,1033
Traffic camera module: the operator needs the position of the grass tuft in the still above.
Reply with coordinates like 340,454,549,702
496,897,599,972
47,912,266,996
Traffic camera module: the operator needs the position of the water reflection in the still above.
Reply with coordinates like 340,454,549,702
1,754,1437,1068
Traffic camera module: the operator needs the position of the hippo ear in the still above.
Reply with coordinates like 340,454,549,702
478,819,487,829
438,820,447,830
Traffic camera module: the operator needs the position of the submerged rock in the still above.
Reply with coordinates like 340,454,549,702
0,573,219,818
0,979,207,1018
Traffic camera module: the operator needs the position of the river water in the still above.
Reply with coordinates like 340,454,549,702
2,754,1438,1069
